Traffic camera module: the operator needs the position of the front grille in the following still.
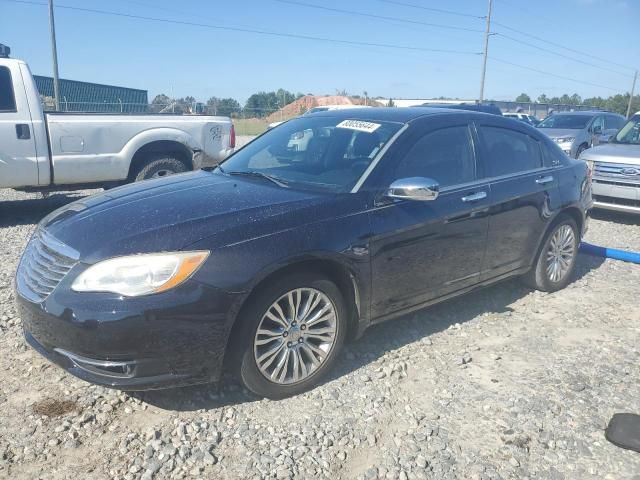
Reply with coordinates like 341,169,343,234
593,161,640,186
16,229,79,303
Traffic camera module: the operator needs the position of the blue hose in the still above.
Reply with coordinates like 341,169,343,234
579,242,640,264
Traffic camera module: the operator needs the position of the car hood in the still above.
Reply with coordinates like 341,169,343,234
39,171,337,263
537,128,580,139
580,143,640,164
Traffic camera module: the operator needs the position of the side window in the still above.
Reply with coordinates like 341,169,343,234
591,116,604,132
0,67,16,112
606,115,624,131
394,126,475,188
479,126,542,177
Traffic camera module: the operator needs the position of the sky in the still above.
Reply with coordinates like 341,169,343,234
1,0,638,104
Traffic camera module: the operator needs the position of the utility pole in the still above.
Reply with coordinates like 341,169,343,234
478,0,493,104
48,0,61,111
626,71,637,118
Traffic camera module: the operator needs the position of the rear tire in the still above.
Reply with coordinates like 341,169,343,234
237,273,347,399
132,154,188,182
522,215,579,292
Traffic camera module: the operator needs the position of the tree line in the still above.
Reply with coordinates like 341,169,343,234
150,89,640,118
514,92,640,116
150,89,304,117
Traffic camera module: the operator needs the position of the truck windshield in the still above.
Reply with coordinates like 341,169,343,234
218,116,403,192
613,116,640,145
537,114,591,129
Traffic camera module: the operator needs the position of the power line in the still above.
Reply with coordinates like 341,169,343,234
373,0,485,19
492,20,635,73
494,31,631,78
3,0,481,56
272,0,485,33
489,57,621,92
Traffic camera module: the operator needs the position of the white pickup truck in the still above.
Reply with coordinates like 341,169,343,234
0,48,235,192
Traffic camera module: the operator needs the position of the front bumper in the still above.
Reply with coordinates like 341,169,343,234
592,179,640,214
17,279,242,390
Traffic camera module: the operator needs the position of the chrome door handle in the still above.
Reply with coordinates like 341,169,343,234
536,175,554,185
461,191,487,203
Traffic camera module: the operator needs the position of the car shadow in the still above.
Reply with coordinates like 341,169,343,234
133,252,605,411
0,191,94,227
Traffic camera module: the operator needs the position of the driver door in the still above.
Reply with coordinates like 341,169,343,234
367,117,490,319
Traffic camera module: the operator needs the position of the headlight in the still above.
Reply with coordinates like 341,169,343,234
72,251,209,296
555,136,575,144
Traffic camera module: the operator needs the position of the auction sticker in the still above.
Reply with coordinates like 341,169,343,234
336,120,381,133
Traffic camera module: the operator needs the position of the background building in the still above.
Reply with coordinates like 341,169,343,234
34,75,148,113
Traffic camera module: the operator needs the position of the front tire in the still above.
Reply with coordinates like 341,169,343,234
575,143,588,159
522,215,579,292
238,273,347,399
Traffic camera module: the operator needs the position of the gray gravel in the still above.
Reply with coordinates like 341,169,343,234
1,188,640,480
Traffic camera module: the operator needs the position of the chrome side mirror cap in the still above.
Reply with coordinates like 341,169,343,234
385,177,440,202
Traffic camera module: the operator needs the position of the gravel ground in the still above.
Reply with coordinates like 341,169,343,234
1,188,640,480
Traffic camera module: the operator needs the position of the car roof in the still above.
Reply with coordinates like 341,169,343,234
553,110,609,116
307,106,495,123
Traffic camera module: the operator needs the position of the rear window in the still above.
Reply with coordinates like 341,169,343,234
479,126,542,177
0,66,16,112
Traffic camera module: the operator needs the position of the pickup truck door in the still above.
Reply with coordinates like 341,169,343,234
0,63,40,188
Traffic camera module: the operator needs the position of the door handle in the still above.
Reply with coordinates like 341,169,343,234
461,191,487,203
535,175,554,185
15,124,30,140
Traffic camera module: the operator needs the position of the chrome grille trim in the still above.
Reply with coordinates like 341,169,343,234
593,161,640,186
16,229,79,303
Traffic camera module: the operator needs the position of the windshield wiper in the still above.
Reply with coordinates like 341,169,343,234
226,170,290,188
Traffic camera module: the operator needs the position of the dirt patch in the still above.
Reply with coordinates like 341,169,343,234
32,398,78,417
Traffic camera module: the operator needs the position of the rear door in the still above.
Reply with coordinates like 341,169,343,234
476,120,560,279
0,63,39,188
368,116,490,318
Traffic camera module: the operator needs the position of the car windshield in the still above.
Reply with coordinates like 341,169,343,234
613,115,640,145
218,116,403,192
537,114,590,129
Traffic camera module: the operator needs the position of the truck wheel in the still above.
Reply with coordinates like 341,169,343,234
132,154,188,182
522,215,579,292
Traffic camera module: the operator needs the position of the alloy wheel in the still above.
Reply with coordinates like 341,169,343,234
253,288,338,385
546,224,576,283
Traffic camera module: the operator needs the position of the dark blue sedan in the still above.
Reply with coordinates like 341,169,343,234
16,108,591,399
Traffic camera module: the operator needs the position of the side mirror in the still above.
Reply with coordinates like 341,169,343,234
592,125,602,135
386,177,440,202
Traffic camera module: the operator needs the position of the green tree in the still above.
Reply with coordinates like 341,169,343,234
537,94,549,103
515,93,531,103
207,97,241,117
386,98,396,107
150,93,171,112
244,89,296,117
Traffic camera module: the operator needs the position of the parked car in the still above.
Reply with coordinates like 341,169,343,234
420,102,503,116
536,111,625,158
17,108,591,399
0,47,234,194
504,112,540,126
580,112,640,214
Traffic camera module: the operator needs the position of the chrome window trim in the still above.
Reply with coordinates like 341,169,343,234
351,123,409,193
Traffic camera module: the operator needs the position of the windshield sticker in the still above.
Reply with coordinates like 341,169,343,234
336,120,381,133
